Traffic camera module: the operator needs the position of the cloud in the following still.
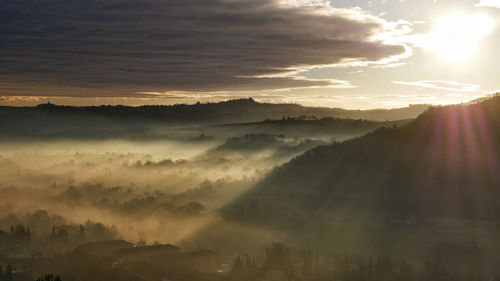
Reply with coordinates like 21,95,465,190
0,0,407,98
393,80,482,92
371,62,406,68
0,96,41,102
475,0,500,8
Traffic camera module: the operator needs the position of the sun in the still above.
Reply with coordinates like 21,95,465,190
423,13,495,61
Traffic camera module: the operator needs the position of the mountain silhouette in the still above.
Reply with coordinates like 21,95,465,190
0,99,427,139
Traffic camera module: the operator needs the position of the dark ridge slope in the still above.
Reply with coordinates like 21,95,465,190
245,96,500,219
0,98,427,139
0,98,427,124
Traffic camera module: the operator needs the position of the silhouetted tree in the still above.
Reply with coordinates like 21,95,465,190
301,248,312,280
313,252,319,278
79,224,85,236
4,265,13,281
233,255,244,272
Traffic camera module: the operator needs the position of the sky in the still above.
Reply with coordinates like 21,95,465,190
1,0,499,109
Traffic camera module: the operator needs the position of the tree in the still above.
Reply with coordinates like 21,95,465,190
301,249,312,280
233,255,243,272
244,254,252,269
313,252,319,278
4,265,13,281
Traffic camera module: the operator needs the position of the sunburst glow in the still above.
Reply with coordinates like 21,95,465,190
423,14,495,61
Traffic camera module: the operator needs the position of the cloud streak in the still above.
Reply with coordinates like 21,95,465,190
393,80,482,92
0,0,407,98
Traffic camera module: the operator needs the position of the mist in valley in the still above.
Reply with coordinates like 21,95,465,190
1,97,500,281
1,109,395,253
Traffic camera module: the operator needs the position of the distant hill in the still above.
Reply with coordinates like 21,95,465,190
239,96,500,220
205,133,327,161
209,117,411,140
0,99,428,139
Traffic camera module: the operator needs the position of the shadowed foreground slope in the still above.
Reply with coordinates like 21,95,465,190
242,95,500,220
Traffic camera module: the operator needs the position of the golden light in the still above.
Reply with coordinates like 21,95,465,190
423,14,495,61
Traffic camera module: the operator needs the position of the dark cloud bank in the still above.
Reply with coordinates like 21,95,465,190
0,0,406,97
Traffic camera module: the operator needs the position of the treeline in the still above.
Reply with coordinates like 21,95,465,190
0,98,429,128
0,267,61,281
5,225,31,244
0,210,121,248
35,274,62,281
265,116,376,122
228,243,495,281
